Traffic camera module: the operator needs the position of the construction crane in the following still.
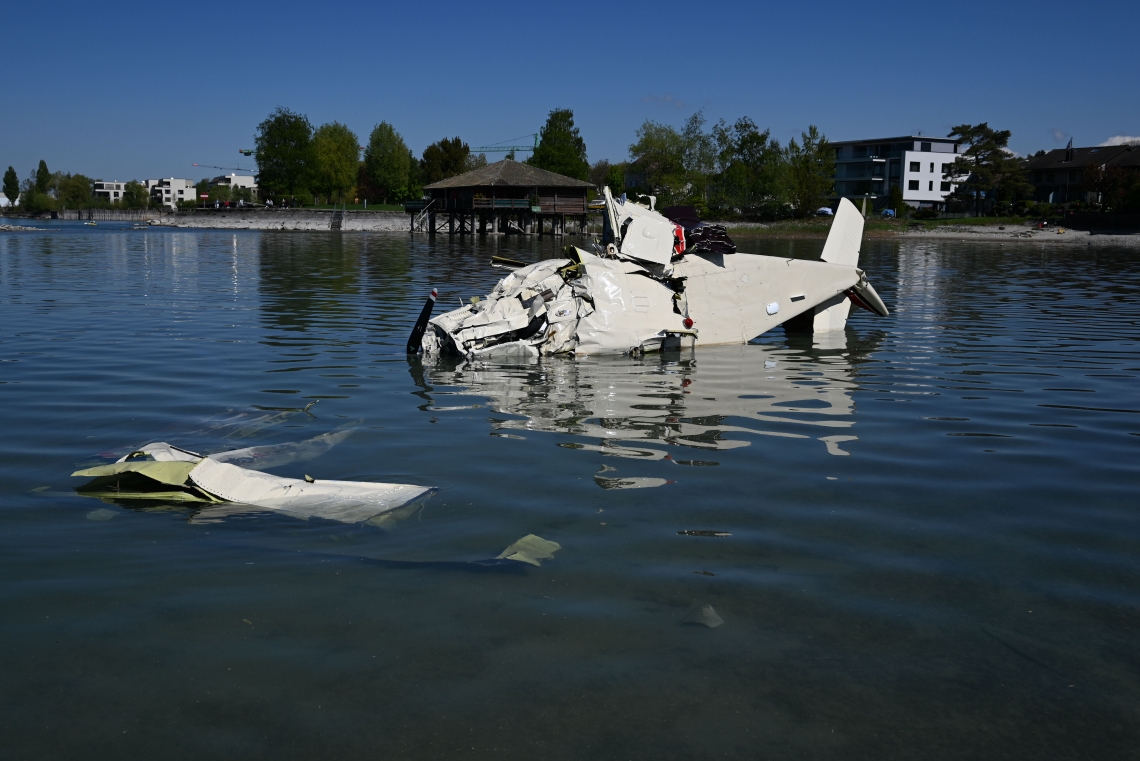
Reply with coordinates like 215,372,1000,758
471,133,539,154
192,162,255,174
241,146,364,155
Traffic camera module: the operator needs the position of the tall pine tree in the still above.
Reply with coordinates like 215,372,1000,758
530,109,588,180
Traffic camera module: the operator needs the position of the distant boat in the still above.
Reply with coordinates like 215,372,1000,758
84,221,97,226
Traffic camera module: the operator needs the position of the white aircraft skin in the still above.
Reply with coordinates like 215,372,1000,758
417,192,888,358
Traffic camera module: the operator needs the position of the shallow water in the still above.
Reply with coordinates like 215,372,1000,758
2,221,1138,759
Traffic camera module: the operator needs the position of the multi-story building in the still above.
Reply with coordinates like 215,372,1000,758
209,174,258,195
93,181,128,202
830,135,961,211
145,178,197,209
1024,144,1137,204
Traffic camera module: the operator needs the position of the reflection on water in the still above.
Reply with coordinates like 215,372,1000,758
413,332,885,470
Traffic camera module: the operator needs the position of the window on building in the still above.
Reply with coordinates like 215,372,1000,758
833,146,844,159
908,180,919,191
854,146,867,158
909,162,920,172
928,181,933,191
1046,171,1055,182
921,142,931,152
929,162,934,173
940,182,951,191
941,163,951,175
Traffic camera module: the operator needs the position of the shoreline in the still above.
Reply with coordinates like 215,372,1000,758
721,222,1140,246
5,211,1138,245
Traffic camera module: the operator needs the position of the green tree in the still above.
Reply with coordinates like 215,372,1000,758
406,148,423,200
420,137,470,184
628,120,686,202
208,184,232,203
529,108,589,180
3,166,18,206
604,163,627,196
889,185,906,217
18,168,54,213
1084,164,1140,213
35,160,51,194
710,117,784,216
57,174,93,207
465,152,488,172
944,123,1032,215
254,107,314,197
588,159,629,196
311,122,359,204
120,181,150,209
783,125,834,217
628,112,714,207
361,122,410,203
194,178,211,204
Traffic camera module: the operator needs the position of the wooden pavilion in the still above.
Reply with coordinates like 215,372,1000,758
406,159,594,235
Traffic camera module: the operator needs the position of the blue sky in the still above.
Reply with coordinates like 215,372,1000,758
3,0,1137,182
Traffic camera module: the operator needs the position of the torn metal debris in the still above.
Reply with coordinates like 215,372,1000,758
411,192,888,358
72,440,434,524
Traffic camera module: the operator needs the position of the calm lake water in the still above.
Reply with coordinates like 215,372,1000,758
2,220,1138,760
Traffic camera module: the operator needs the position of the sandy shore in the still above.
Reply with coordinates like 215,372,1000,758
892,224,1140,245
723,221,1140,246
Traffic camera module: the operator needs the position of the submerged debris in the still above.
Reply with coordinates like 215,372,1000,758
682,603,725,628
496,534,561,566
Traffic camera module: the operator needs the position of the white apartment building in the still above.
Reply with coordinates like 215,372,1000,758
93,181,127,202
145,178,196,209
831,136,961,210
210,174,258,194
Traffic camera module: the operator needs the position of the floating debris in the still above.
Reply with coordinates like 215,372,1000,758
677,530,732,537
72,440,433,524
86,508,119,522
692,570,716,577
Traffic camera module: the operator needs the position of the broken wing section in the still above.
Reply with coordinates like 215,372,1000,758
74,437,434,524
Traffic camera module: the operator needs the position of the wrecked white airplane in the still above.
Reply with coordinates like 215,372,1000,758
409,191,889,358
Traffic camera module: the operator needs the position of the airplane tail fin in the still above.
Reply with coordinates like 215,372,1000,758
805,199,867,335
819,198,864,267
